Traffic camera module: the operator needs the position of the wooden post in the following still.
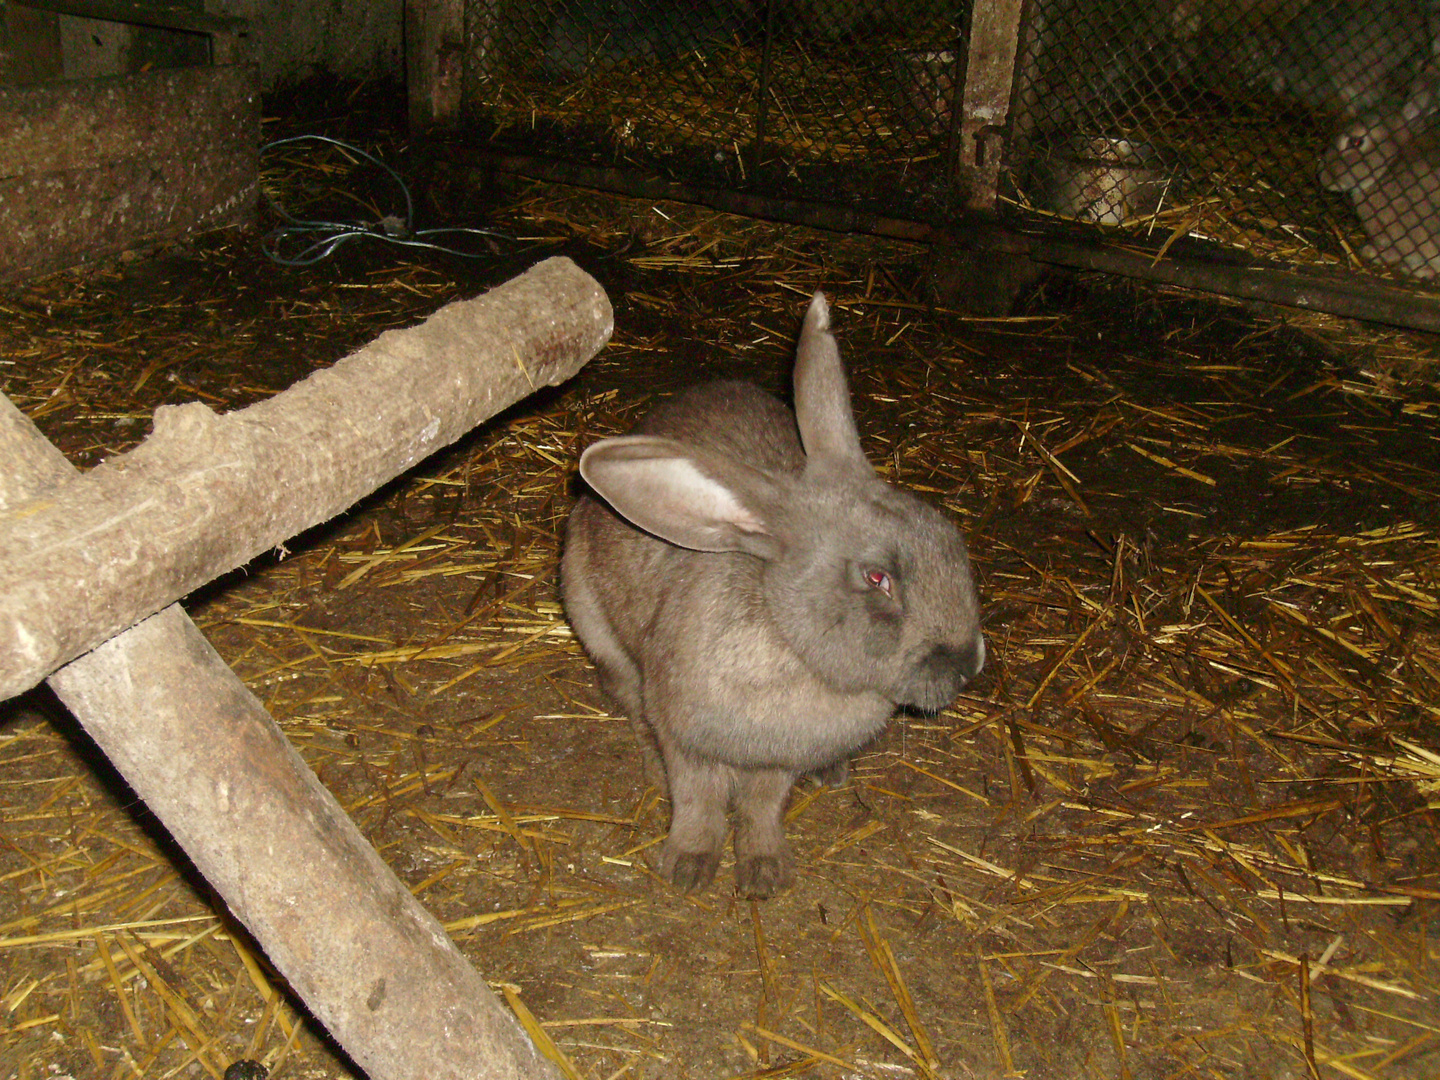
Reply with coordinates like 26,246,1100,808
407,0,465,131
959,0,1027,210
0,256,612,699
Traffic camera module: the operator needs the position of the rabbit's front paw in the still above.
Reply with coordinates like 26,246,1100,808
662,849,721,893
736,853,794,898
809,758,849,788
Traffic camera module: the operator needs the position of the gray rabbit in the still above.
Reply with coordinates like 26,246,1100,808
562,294,985,898
1319,71,1440,277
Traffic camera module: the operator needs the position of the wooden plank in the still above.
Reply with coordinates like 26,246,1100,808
14,0,246,38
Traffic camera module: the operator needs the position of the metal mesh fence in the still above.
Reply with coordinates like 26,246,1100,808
1007,0,1440,282
457,0,1440,284
460,1,971,221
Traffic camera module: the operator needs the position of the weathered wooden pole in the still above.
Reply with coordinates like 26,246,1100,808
0,256,611,1080
0,255,611,699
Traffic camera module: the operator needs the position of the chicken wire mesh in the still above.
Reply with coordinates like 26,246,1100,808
460,0,972,220
1006,0,1440,282
455,0,1440,286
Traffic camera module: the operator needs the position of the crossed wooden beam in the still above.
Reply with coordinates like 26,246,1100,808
0,257,612,1080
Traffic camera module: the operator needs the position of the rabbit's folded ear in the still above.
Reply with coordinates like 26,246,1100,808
580,435,785,557
794,292,872,475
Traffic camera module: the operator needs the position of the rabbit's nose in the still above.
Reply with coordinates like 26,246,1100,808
926,637,985,682
950,634,985,682
967,635,986,679
903,637,984,710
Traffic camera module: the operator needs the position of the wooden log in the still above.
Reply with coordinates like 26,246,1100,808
1,416,565,1080
0,268,605,1079
0,255,612,699
46,608,565,1080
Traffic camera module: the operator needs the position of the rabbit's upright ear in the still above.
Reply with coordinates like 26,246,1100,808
794,293,870,472
580,435,785,557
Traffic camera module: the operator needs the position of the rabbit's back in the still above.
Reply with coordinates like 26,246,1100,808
1270,0,1428,117
564,380,802,645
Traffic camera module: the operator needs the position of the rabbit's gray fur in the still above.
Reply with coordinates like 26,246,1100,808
562,294,985,897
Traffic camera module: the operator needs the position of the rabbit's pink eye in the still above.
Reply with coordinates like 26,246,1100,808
864,568,893,597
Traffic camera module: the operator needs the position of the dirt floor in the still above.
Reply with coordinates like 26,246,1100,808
2,101,1439,1080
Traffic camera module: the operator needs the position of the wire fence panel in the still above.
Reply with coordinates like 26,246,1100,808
1006,0,1440,283
457,0,1440,285
461,1,973,222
